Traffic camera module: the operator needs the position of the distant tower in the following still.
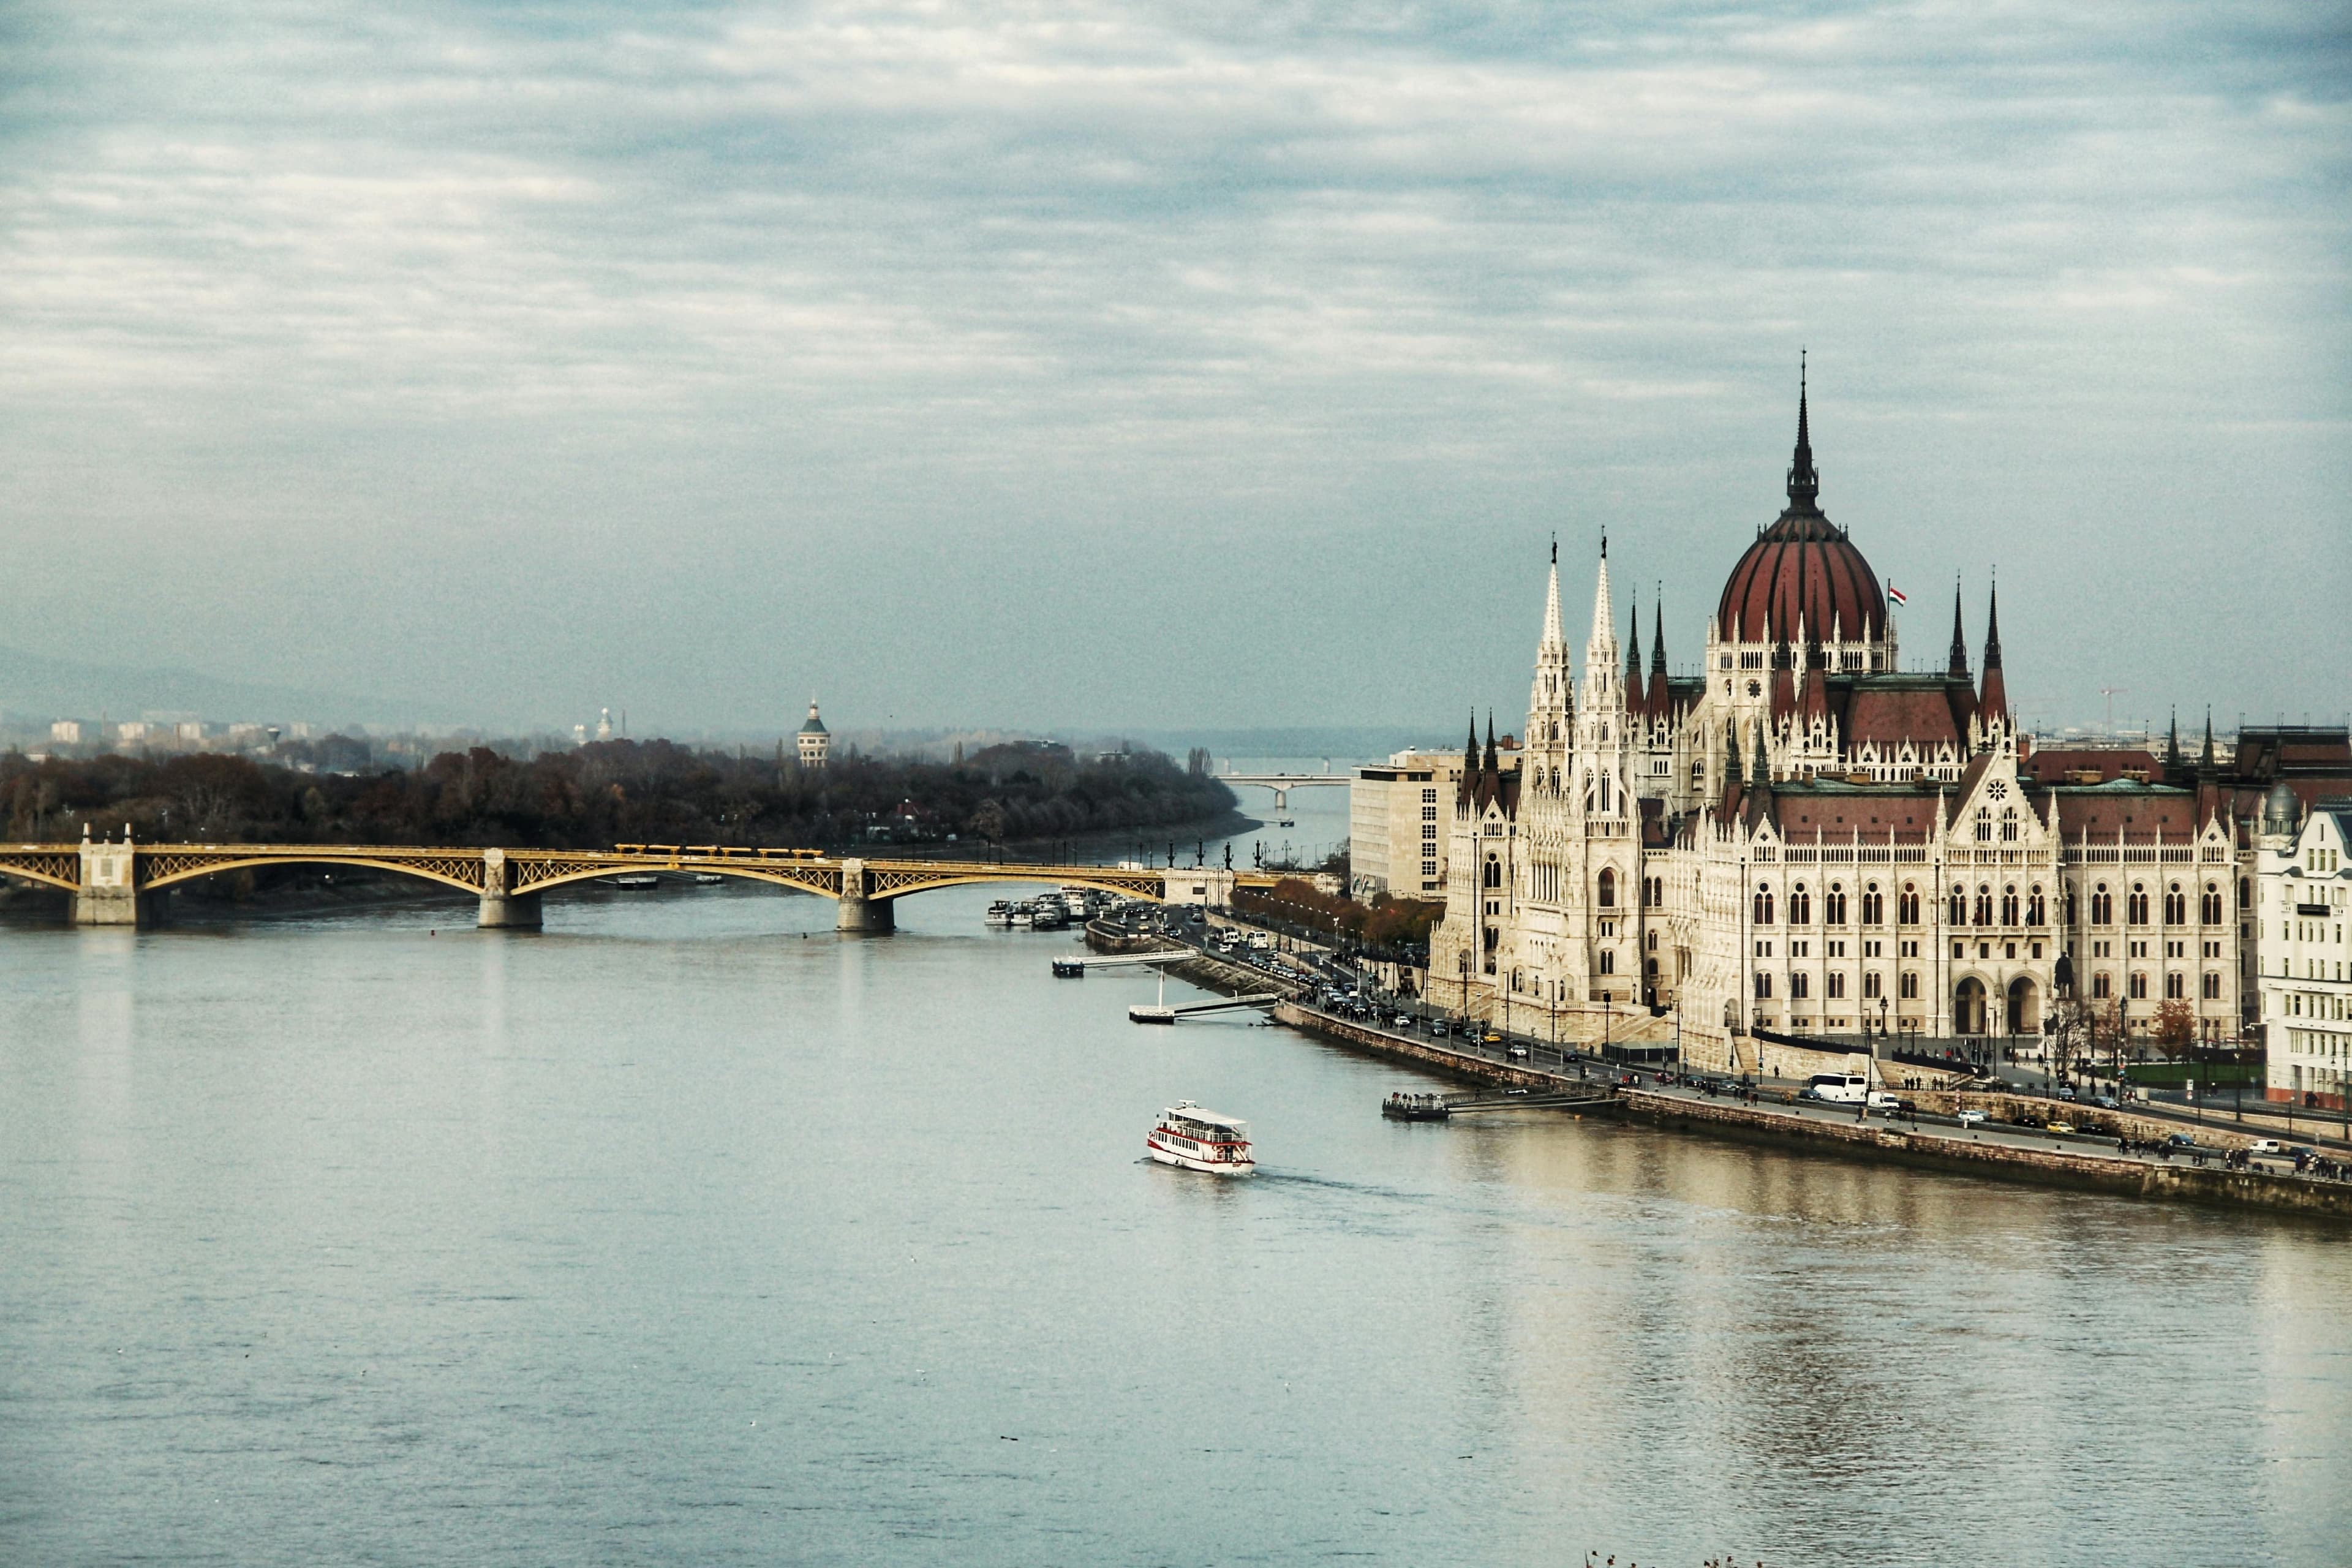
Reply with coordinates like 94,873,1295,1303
797,696,831,768
596,707,614,742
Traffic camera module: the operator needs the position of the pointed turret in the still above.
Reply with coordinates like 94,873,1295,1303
1768,641,1797,723
2201,707,2216,770
2165,707,2182,767
1785,352,1820,514
1483,712,1498,778
1723,720,1743,798
1645,593,1671,718
1751,719,1774,790
1947,578,1970,678
1977,582,2008,722
1624,587,1646,718
1461,710,1479,796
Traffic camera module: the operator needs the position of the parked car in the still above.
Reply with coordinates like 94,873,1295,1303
2046,1121,2076,1135
1506,1044,1530,1061
2094,1095,2120,1109
2248,1139,2285,1155
2165,1133,2198,1148
1956,1109,1989,1126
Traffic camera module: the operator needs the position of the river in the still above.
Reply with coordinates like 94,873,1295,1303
3,777,2347,1566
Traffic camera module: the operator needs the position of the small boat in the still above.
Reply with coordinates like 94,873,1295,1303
1129,1005,1177,1024
1051,957,1086,977
609,873,661,890
693,873,725,885
984,900,1015,929
1011,902,1035,928
1032,905,1068,930
1382,1091,1452,1122
1147,1102,1254,1175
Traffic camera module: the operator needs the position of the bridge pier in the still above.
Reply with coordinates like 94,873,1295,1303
478,891,543,929
73,831,160,927
835,858,895,933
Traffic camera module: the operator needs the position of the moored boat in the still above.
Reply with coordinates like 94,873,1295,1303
1147,1102,1254,1175
609,873,662,890
1050,957,1085,977
1382,1091,1452,1122
984,900,1015,929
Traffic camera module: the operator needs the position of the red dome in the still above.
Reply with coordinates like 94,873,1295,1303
1716,511,1885,646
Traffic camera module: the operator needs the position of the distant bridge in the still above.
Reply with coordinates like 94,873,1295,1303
1217,764,1351,815
1,835,1271,932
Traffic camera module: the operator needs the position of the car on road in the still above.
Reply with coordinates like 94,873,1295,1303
1483,1031,1502,1045
2094,1095,2120,1109
2056,1084,2078,1101
2248,1139,2285,1155
1506,1044,1530,1061
1956,1109,1989,1126
2165,1133,2198,1148
2045,1121,2076,1135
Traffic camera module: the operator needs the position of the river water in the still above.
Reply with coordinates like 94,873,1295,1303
4,783,2349,1566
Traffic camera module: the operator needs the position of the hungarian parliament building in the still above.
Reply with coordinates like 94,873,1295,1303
1420,385,2349,1077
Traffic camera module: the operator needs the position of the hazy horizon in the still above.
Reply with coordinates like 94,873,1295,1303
6,1,2346,738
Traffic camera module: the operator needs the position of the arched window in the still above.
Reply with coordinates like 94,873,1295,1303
2000,885,2020,926
2128,970,2148,1000
1949,888,1967,926
1973,884,1994,926
2201,883,2222,925
1483,856,1501,889
2239,876,2252,910
1754,973,1773,998
1754,885,1775,925
1597,869,1616,908
2092,883,2113,925
1790,971,1811,999
1899,884,1920,925
2163,883,2185,925
1790,884,1811,925
2128,883,2149,925
1974,807,1992,843
2027,886,2045,926
1825,884,1847,925
2000,807,2019,843
1862,883,1884,925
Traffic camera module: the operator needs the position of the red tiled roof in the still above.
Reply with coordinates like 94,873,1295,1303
2052,790,2201,842
1844,685,1962,749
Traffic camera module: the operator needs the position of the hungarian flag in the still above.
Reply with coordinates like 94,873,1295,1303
1887,581,1908,605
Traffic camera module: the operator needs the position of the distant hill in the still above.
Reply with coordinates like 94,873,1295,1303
0,643,453,733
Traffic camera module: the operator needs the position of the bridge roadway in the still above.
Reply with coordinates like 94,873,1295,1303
1,834,1270,932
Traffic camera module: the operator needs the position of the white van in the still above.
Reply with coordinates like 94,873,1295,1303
1806,1073,1868,1104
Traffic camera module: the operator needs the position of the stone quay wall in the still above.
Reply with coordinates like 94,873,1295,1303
1271,1004,1572,1092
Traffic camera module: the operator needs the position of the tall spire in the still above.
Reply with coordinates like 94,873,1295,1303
1464,709,1479,783
1483,711,1498,776
1624,586,1645,715
1977,579,2008,723
1724,720,1743,794
1646,591,1672,718
1585,535,1618,679
1786,350,1819,512
1751,718,1773,789
1540,545,1564,650
2201,706,2215,769
2166,707,2182,766
1946,576,1969,677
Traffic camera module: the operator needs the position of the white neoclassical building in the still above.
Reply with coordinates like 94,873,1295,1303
1428,384,2263,1071
2256,791,2352,1110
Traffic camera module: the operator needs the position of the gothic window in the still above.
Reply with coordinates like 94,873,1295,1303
2163,883,2186,925
2000,807,2019,843
1754,886,1775,925
1790,884,1811,924
2027,886,2046,926
1825,884,1847,925
1900,971,1920,1000
2203,972,2221,1000
1746,680,1761,698
2000,886,2020,926
2065,886,2078,925
1600,949,1615,975
1483,856,1501,889
2093,971,2112,999
1863,971,1883,999
1974,807,1992,843
1899,884,1920,925
1862,884,1883,925
2092,884,2113,925
2239,876,2252,910
1827,971,1846,998
1755,973,1773,999
2165,971,2185,1000
2201,883,2222,924
2128,971,2148,1000
2128,883,2149,925
1949,888,1967,926
1973,885,1993,926
1598,869,1616,908
1791,972,1811,999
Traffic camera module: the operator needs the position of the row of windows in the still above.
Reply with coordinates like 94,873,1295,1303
1740,879,2237,929
1752,970,2223,1003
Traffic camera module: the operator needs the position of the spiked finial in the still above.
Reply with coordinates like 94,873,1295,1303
1725,720,1743,793
1483,710,1498,776
1649,590,1667,677
1983,576,2003,670
2166,707,2182,766
1786,351,1819,511
2201,706,2215,769
1751,718,1773,788
1947,576,1969,678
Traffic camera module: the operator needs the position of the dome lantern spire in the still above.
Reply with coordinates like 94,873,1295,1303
1786,351,1819,513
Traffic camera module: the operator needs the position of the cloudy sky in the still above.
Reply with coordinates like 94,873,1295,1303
4,0,2346,739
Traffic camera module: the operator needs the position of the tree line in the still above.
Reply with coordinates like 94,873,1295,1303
0,739,1238,851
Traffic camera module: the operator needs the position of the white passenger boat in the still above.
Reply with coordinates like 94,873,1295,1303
1147,1102,1254,1175
984,900,1015,929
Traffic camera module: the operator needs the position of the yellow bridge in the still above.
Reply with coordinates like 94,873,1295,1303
3,834,1267,932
